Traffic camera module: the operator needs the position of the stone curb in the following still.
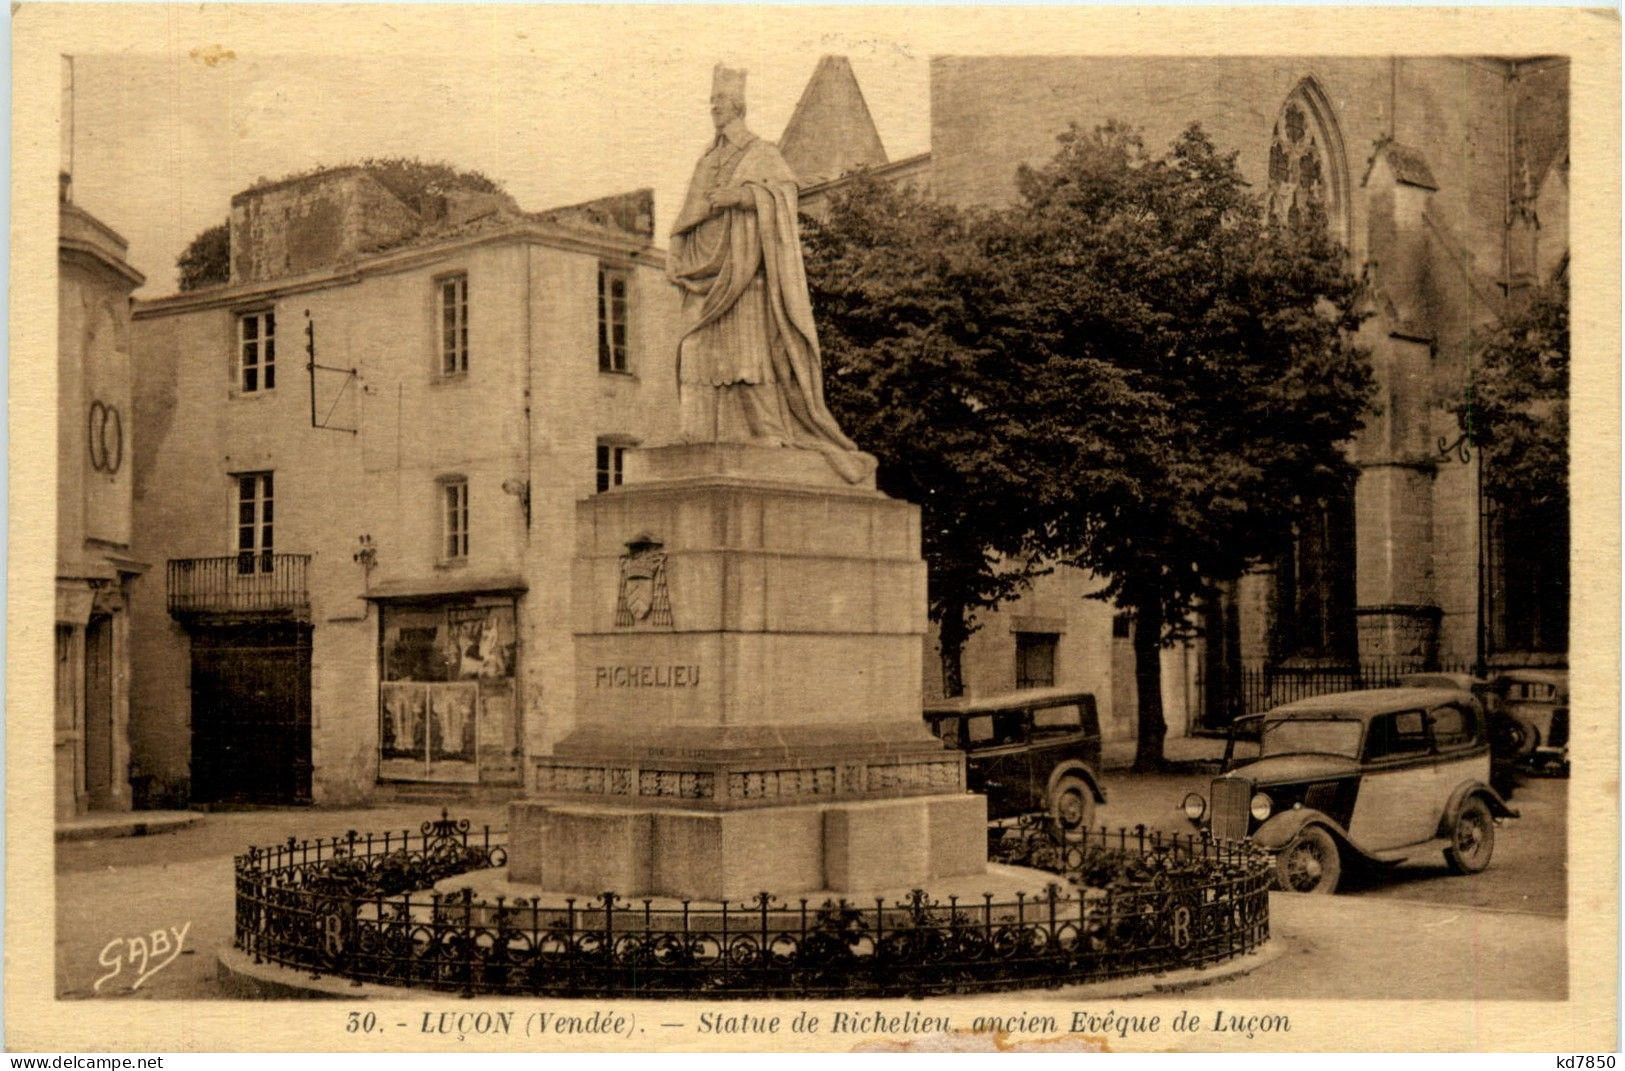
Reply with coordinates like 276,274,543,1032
56,811,200,842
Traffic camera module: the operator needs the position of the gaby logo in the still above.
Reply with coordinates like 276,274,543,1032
94,922,191,993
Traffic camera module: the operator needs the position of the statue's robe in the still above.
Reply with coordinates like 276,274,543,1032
669,124,865,481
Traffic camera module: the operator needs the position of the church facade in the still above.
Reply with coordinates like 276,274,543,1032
787,55,1569,731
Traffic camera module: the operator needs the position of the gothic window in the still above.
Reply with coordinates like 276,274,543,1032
1488,502,1568,656
1267,80,1347,240
1273,490,1358,664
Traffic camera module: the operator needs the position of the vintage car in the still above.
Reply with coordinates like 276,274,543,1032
1493,668,1569,773
924,687,1107,831
1181,687,1518,894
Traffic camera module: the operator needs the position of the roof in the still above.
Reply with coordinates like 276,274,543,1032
799,151,931,198
1495,668,1568,685
60,201,146,287
924,686,1095,716
363,574,527,601
1396,672,1487,690
1267,687,1469,719
361,188,655,257
1364,139,1439,191
779,55,889,186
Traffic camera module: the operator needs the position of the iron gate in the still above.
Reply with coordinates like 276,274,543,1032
190,622,312,804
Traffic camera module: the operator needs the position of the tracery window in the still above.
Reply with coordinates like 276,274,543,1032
1267,81,1346,239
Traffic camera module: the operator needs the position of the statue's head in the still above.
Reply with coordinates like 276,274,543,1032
710,64,746,129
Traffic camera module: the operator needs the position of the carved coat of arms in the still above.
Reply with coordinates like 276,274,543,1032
614,533,673,627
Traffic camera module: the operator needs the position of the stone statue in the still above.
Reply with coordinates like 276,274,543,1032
668,64,869,483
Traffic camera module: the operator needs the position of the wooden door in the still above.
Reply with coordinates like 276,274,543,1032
190,623,312,804
84,614,114,806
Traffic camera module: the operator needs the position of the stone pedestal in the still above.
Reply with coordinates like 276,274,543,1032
509,443,988,901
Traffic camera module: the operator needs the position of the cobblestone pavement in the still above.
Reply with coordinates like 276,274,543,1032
53,773,1566,1000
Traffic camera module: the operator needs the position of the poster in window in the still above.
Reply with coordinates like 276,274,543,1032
383,611,451,682
378,601,515,782
428,681,478,763
447,606,515,680
476,681,520,784
379,682,427,760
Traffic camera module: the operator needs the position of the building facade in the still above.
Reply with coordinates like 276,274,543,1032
57,181,147,819
788,55,1569,732
128,169,676,805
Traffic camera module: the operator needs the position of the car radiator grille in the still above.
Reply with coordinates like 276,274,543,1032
1548,707,1569,748
1210,777,1252,843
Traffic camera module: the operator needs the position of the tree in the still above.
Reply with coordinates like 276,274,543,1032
1455,273,1570,655
803,177,1066,695
177,220,230,291
1458,274,1569,513
1003,122,1373,768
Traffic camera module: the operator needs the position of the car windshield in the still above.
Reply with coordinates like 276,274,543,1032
1258,717,1363,759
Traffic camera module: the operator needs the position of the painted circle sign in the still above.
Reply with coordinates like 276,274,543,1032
87,400,123,474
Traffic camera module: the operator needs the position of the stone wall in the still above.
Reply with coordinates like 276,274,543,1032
58,201,145,815
229,170,422,285
923,55,1560,674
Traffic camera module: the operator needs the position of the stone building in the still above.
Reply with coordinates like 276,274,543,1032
789,55,1569,731
127,168,676,805
57,176,147,819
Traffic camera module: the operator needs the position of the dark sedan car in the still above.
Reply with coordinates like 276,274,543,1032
1182,687,1518,894
925,687,1107,831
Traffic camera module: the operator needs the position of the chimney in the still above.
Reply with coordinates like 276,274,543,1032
228,169,422,284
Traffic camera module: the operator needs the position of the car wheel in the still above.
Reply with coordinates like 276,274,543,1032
1506,718,1539,757
1444,797,1495,874
1048,776,1095,834
1274,826,1341,894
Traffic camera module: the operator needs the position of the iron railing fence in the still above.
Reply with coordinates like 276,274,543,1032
168,554,311,616
234,812,1272,998
1237,658,1477,716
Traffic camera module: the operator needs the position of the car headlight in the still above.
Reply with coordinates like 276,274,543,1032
1182,792,1207,821
1250,792,1273,821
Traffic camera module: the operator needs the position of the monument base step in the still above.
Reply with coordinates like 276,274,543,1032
507,792,987,901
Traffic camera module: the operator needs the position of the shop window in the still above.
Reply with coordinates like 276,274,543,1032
379,599,520,785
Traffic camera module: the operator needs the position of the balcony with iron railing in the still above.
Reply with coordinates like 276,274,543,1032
167,553,311,618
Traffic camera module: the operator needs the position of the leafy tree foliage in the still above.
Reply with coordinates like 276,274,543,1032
176,220,230,291
1458,274,1569,513
805,125,1372,761
803,178,1060,696
1005,122,1372,767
